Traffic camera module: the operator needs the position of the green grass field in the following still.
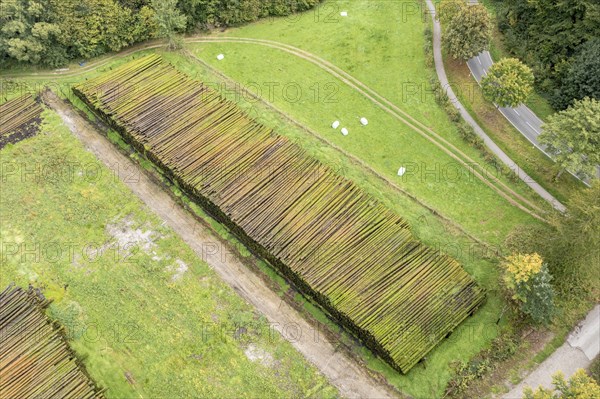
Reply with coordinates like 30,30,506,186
0,110,338,399
183,41,546,243
219,1,451,129
0,1,571,397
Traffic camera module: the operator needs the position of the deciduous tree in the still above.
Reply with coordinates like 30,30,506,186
438,0,466,25
482,58,534,107
501,253,555,326
444,4,492,60
539,97,600,180
152,0,187,50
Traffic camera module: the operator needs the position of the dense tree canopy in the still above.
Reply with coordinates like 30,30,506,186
444,4,492,60
551,39,600,110
0,1,64,65
481,58,534,107
50,0,141,59
0,0,323,67
0,0,155,67
496,0,600,109
539,97,600,180
152,0,187,50
177,0,322,31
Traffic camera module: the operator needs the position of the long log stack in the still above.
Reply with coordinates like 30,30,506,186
0,284,105,398
74,54,485,373
0,95,43,149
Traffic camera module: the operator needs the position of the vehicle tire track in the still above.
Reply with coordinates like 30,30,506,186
182,49,497,251
196,36,546,213
186,37,546,220
2,36,546,220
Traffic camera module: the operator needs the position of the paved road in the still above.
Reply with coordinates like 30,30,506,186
503,304,600,398
424,0,566,212
467,52,549,156
466,22,597,184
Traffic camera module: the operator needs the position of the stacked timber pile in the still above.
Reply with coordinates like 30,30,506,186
74,54,486,373
0,284,105,399
0,95,43,149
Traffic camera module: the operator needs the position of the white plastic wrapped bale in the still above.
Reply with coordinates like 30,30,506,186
332,120,340,129
360,117,368,126
340,11,348,17
341,128,349,136
398,167,406,176
217,54,225,60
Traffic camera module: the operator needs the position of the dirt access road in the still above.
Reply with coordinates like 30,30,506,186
42,90,399,399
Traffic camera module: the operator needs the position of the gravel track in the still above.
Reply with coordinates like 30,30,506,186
42,90,400,399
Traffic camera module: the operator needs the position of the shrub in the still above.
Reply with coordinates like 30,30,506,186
444,332,519,397
523,369,600,398
501,253,555,326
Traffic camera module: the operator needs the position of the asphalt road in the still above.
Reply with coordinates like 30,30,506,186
503,304,600,398
424,0,566,212
467,52,557,161
467,46,598,184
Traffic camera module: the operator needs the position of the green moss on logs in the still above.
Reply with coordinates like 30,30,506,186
73,54,485,373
